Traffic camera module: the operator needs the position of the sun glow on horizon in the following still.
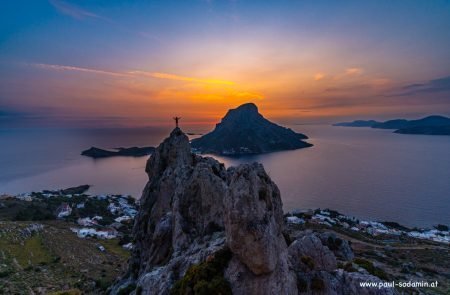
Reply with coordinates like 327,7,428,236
1,1,449,128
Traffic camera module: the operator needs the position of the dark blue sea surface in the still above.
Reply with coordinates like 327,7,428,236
1,125,449,227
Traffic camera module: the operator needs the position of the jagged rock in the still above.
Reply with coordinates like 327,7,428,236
318,232,354,261
224,163,286,275
289,234,337,272
335,269,396,295
224,163,297,294
112,128,393,295
225,255,297,295
130,128,228,277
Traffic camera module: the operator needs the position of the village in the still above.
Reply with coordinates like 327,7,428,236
1,188,449,249
0,187,138,252
286,208,450,244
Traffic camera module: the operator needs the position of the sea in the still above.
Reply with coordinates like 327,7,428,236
1,125,449,228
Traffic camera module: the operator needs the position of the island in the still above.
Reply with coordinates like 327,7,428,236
191,102,312,155
81,146,155,158
333,120,380,127
394,125,450,135
334,115,450,135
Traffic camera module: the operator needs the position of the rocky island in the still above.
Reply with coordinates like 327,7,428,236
333,120,381,127
191,103,312,155
81,146,155,158
334,115,450,135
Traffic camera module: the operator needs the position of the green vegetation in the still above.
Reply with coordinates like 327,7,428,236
296,276,308,293
326,236,343,250
354,258,389,280
310,276,325,291
117,283,137,295
343,262,357,272
300,255,315,270
48,289,83,295
14,204,55,221
0,221,129,294
434,224,449,231
170,248,232,295
102,238,130,259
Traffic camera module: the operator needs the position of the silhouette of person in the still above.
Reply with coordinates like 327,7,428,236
173,117,181,128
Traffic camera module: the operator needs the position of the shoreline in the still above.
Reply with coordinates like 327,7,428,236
1,187,448,245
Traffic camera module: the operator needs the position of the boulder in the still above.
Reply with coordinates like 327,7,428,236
289,234,337,272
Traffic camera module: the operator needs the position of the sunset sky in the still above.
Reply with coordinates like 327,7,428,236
1,0,450,128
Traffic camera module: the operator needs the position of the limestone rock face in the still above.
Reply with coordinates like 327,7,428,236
112,128,395,295
224,163,297,294
113,127,297,294
318,232,354,261
224,163,285,275
287,233,397,295
130,127,228,278
288,234,337,272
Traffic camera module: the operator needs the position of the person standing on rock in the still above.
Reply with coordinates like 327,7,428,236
173,116,181,128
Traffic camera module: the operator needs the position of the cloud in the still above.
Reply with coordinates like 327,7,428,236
128,71,235,85
314,73,325,81
32,63,127,77
49,0,105,20
0,109,26,120
345,67,363,76
30,63,235,85
312,68,364,82
390,75,450,96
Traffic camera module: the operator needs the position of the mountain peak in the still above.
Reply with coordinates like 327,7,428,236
192,103,311,155
145,127,192,178
235,102,258,112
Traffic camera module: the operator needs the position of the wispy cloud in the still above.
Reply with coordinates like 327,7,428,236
128,71,235,85
389,75,450,97
345,67,363,76
315,67,364,82
314,73,325,81
32,63,127,77
49,0,105,20
30,63,235,85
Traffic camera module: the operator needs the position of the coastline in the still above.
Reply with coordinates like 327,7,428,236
1,189,448,245
1,187,448,293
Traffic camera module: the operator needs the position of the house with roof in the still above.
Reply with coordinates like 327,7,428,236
56,203,72,218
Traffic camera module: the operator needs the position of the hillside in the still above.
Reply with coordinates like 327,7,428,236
191,103,312,155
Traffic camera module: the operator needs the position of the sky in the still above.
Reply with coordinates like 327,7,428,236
1,0,450,128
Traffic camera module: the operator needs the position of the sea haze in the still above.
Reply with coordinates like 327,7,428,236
1,125,449,228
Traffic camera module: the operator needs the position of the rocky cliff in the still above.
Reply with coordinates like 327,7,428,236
191,103,312,155
111,128,395,295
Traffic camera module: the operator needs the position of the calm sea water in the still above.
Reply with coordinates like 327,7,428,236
1,125,449,227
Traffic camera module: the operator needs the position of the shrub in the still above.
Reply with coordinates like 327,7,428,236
0,270,12,278
354,258,389,280
343,262,357,272
49,289,83,295
95,279,110,291
300,255,315,270
170,248,232,295
297,276,308,293
434,224,449,232
118,283,137,295
311,276,325,291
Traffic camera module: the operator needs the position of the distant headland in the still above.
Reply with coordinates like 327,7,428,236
334,115,450,135
81,146,155,158
191,102,312,155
